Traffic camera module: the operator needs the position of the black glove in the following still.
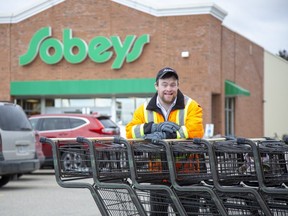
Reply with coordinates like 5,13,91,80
151,121,181,134
165,131,177,139
144,132,166,140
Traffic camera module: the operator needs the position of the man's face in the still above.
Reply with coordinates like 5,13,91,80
155,76,179,105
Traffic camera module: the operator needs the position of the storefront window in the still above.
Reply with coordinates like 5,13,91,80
70,99,95,107
45,99,55,107
95,98,112,107
16,99,40,116
54,99,64,107
116,97,150,125
225,97,235,136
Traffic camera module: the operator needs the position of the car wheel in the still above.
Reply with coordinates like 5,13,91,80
61,150,84,171
0,175,11,187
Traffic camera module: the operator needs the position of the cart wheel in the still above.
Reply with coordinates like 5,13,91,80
61,151,84,171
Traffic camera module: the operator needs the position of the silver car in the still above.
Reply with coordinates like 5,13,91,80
0,102,40,187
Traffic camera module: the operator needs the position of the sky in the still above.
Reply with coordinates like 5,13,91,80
147,0,288,54
211,0,288,55
0,0,287,55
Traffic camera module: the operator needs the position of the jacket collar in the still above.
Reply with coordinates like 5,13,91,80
146,90,185,112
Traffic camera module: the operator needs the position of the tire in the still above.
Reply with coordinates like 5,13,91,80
61,151,85,171
0,175,11,188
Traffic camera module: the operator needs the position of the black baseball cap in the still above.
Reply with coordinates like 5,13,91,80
156,67,179,81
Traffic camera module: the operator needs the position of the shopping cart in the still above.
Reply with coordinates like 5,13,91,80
40,137,110,216
208,137,273,216
165,138,228,216
126,139,187,216
243,138,288,215
72,136,147,216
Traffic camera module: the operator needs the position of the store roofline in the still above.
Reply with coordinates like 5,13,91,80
0,0,227,24
112,0,227,20
0,0,65,24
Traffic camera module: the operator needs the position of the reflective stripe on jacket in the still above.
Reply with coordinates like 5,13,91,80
126,90,204,139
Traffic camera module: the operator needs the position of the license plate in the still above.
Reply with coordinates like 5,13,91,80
17,145,29,154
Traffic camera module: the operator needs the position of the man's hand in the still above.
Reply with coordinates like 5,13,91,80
144,131,166,140
151,121,181,134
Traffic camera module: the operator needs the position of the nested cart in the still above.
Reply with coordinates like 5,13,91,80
40,136,288,216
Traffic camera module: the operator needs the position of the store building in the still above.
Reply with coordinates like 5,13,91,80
0,0,265,137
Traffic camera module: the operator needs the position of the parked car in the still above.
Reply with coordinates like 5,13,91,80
29,113,120,168
0,102,40,187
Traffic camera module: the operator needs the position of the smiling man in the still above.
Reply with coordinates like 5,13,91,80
126,66,204,215
126,66,204,140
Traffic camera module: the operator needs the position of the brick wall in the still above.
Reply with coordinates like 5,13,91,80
221,28,264,137
0,25,12,101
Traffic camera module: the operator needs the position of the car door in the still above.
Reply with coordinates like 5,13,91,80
36,117,72,159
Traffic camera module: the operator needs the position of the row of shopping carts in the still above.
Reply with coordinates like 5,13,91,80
40,136,288,216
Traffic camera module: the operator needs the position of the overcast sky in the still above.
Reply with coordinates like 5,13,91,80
131,0,288,54
0,0,287,54
213,0,288,54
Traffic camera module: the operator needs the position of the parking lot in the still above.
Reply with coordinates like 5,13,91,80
0,169,101,216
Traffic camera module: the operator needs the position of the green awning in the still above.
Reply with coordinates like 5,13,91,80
225,80,250,97
10,78,156,96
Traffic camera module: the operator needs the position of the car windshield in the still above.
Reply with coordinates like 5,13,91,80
29,118,38,130
0,105,32,131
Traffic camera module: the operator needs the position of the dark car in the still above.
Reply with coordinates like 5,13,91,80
29,113,120,168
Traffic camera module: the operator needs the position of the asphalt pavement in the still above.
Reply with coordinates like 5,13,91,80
0,169,101,216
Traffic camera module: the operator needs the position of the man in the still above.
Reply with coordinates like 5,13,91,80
126,67,204,215
126,66,204,140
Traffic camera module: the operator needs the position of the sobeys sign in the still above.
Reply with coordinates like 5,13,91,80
19,27,150,69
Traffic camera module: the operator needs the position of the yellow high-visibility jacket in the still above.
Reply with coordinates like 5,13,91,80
126,90,204,139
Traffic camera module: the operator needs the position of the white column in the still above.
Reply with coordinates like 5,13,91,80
40,98,45,114
111,96,116,123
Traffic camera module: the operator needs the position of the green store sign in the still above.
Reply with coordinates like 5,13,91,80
19,27,150,69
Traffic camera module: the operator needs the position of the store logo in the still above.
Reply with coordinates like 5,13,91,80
19,27,150,69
